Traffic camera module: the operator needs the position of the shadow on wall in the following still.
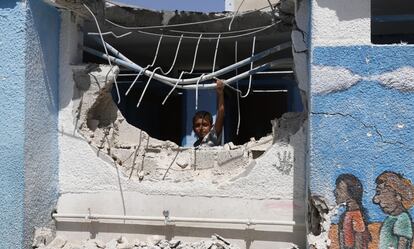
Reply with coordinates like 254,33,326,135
23,0,60,249
316,0,369,21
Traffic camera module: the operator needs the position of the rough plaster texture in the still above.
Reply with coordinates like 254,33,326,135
308,3,414,247
24,2,60,248
311,0,371,46
0,1,60,248
0,2,26,248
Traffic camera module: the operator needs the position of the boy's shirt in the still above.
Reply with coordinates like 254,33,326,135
193,127,222,147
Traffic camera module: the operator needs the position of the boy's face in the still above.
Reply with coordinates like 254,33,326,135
193,117,212,139
373,183,401,215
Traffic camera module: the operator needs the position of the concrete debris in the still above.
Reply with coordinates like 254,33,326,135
73,64,296,184
275,0,295,25
32,227,54,248
307,195,332,249
80,239,106,248
43,236,67,249
34,235,240,249
308,195,329,236
272,112,307,144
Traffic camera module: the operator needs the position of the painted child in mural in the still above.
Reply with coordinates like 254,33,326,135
334,174,371,249
192,79,225,147
373,171,414,249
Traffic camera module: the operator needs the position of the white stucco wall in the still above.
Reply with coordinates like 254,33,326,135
311,0,370,46
56,7,307,248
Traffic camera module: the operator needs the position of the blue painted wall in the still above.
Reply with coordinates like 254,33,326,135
0,2,28,248
310,46,414,222
0,0,60,247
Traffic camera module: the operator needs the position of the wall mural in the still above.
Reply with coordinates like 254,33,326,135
330,172,414,249
309,45,414,249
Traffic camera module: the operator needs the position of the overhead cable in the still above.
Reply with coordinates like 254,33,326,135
212,34,221,73
125,35,163,96
162,34,203,105
240,36,256,98
89,23,276,40
168,24,271,35
83,4,122,104
228,0,246,31
234,41,241,135
104,4,273,30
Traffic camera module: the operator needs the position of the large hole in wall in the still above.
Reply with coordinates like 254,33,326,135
82,4,302,147
72,2,306,183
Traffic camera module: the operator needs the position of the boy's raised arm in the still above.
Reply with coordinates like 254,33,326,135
214,79,225,136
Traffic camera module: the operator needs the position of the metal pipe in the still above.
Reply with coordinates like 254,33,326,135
83,47,292,90
88,40,291,85
52,213,304,227
255,71,293,74
252,90,288,93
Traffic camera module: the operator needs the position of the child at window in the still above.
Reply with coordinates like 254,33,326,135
192,79,225,147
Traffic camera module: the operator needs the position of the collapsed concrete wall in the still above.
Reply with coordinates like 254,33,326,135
55,0,308,247
70,63,306,196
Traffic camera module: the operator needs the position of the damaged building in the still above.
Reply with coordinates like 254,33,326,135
1,0,413,248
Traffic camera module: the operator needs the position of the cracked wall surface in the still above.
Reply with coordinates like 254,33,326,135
309,0,414,248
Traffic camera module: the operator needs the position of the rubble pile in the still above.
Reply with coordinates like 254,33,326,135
34,234,240,249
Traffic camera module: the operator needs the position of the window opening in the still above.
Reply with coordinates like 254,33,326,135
371,0,414,44
224,73,302,145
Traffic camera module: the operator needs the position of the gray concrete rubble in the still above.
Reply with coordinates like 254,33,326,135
33,234,242,249
32,228,55,249
72,64,296,183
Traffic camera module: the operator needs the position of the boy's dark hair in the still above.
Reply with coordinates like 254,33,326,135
336,174,363,204
192,111,213,126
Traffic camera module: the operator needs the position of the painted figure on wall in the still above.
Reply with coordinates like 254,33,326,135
334,174,371,249
373,171,414,249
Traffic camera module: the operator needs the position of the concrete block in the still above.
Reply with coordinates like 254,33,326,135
217,148,246,167
32,227,54,248
193,150,216,170
45,236,67,249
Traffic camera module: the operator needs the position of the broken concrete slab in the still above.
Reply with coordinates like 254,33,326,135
32,227,54,248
